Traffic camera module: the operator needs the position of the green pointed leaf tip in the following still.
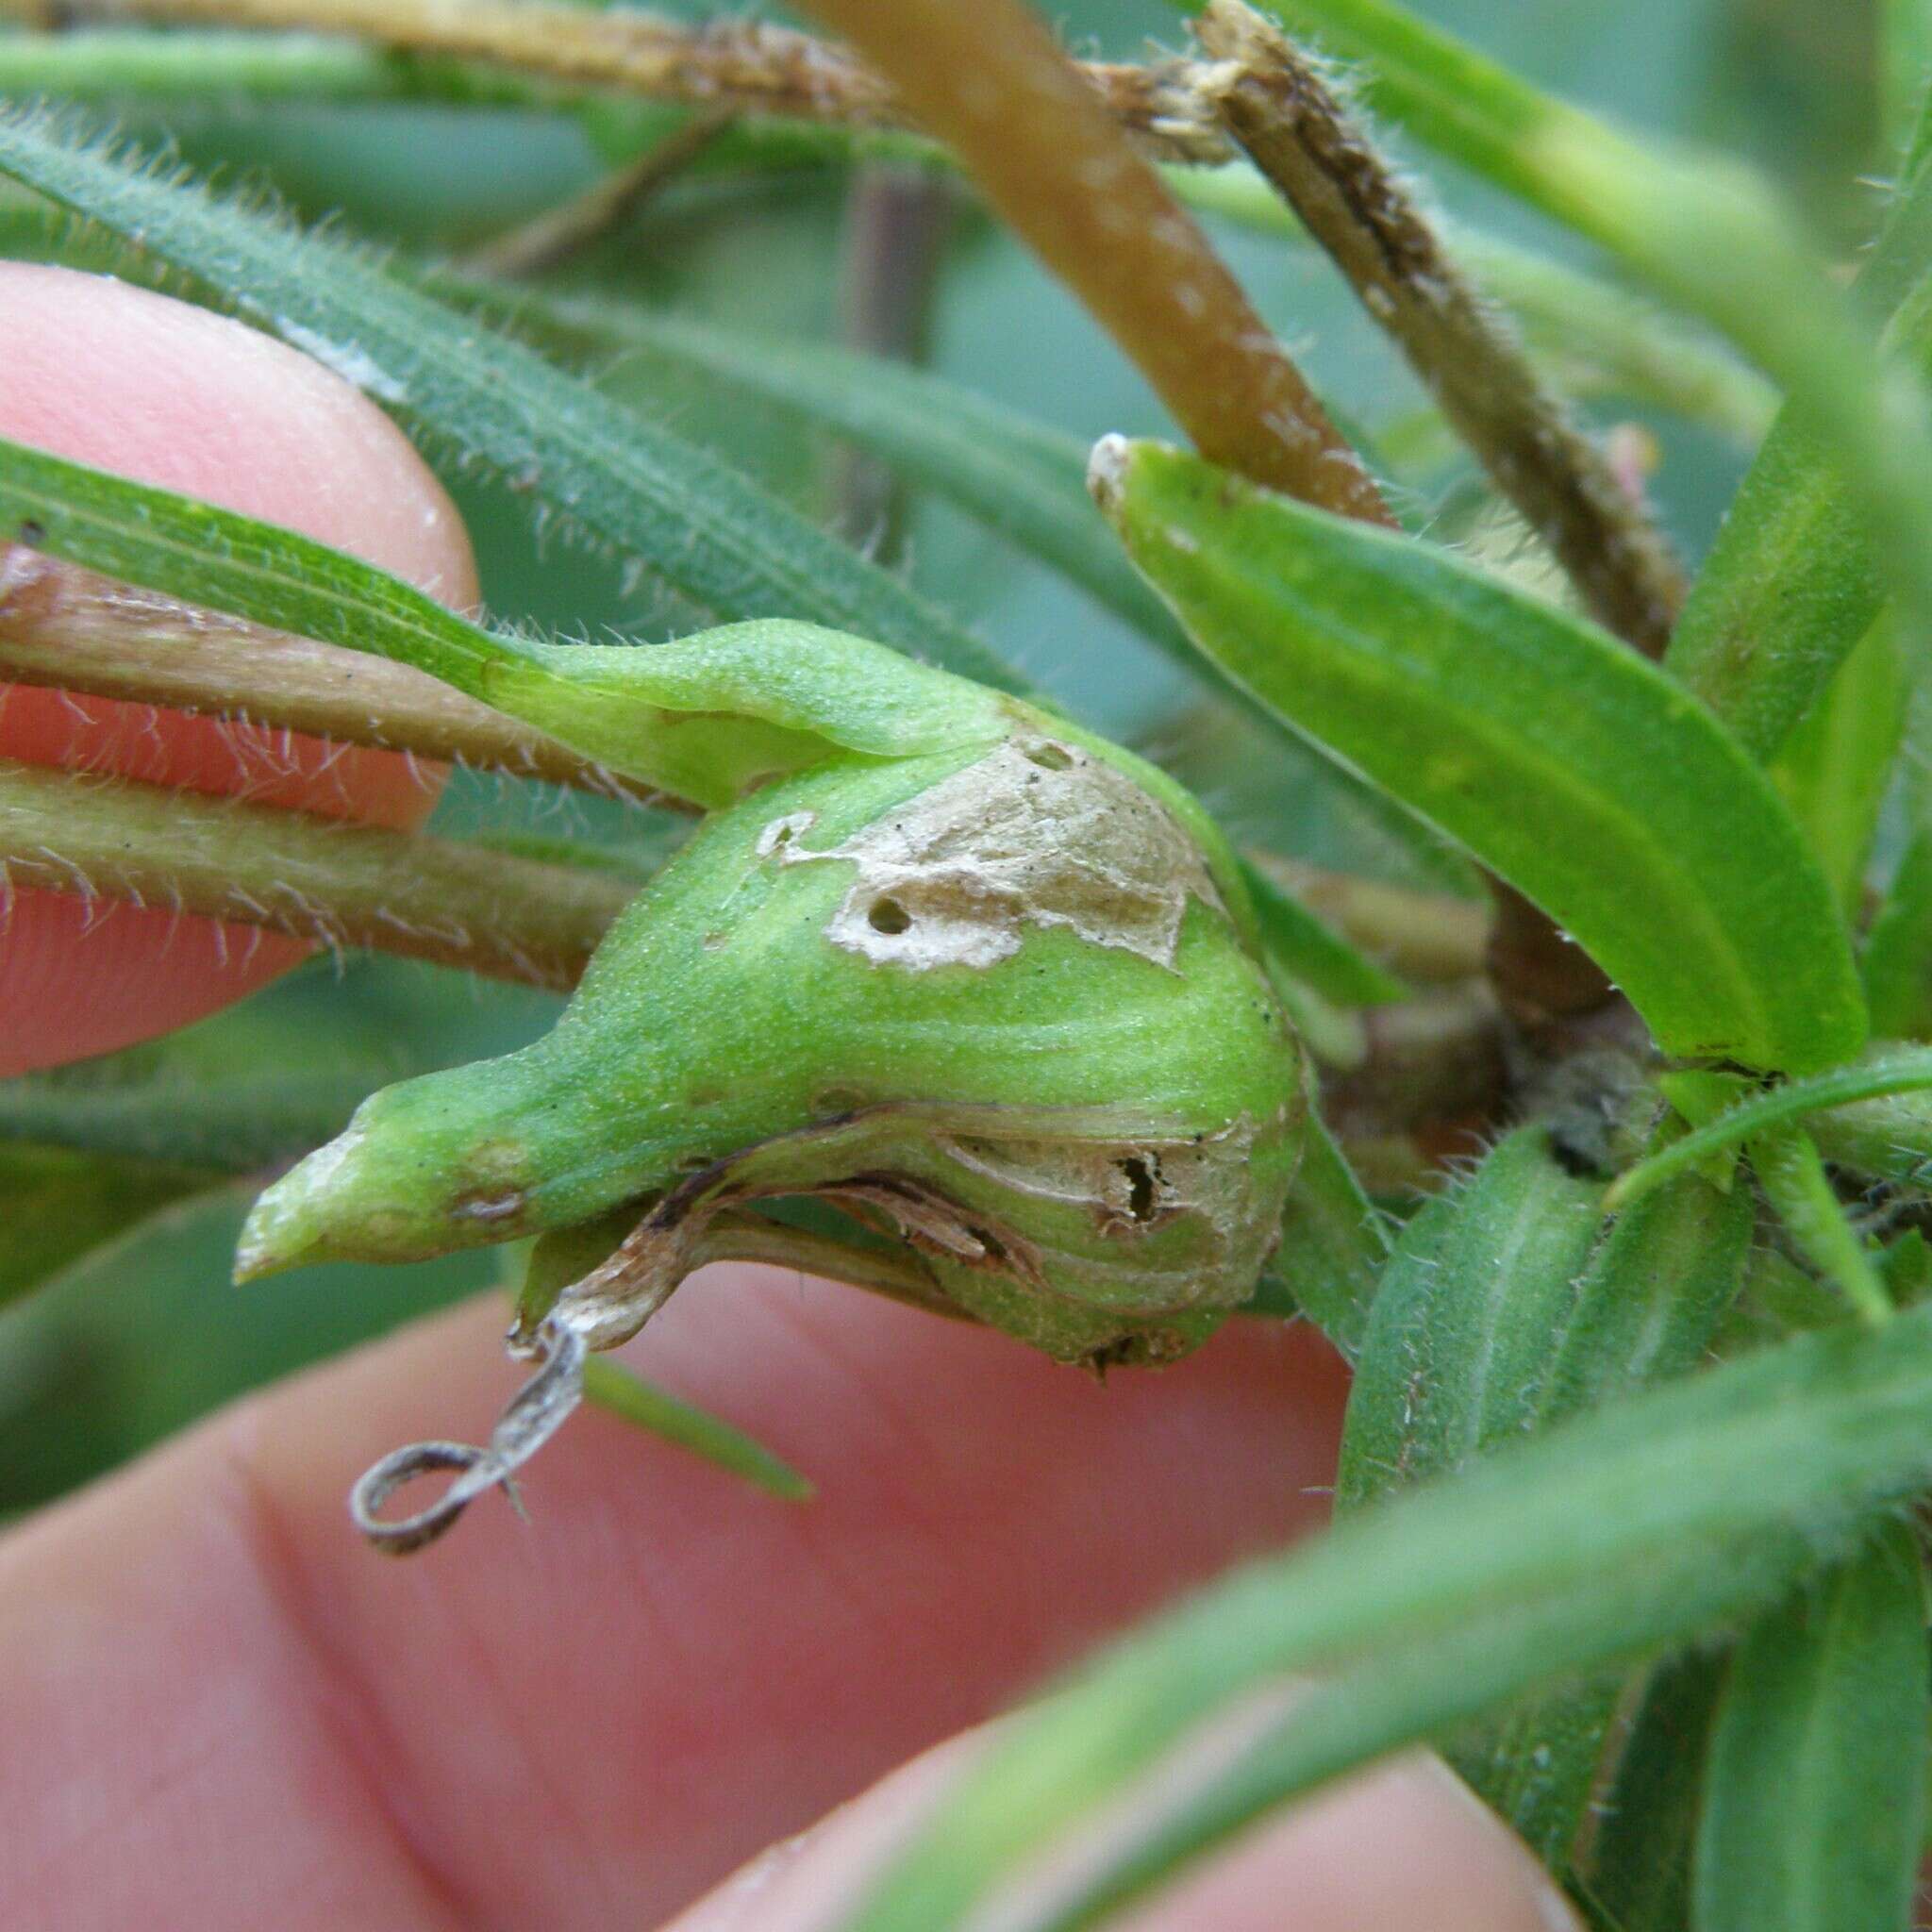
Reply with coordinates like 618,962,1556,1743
0,109,1020,694
1339,1127,1602,1513
1091,437,1866,1074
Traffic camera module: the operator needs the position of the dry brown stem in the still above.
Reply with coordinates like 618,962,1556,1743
74,0,1237,164
1196,0,1687,658
796,0,1393,523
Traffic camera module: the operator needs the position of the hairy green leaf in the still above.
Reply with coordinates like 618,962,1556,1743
465,291,1179,650
1695,1524,1928,1932
1543,1168,1754,1417
1095,437,1866,1073
0,110,1019,692
1334,1128,1607,1862
0,433,1009,807
1749,1126,1891,1326
840,1299,1932,1932
1461,1163,1752,1868
1338,1127,1603,1511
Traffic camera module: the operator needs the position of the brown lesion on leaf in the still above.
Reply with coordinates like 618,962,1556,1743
762,736,1226,974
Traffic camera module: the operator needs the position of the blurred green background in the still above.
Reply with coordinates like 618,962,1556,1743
0,0,1882,1517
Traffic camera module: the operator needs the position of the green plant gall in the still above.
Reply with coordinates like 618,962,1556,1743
233,625,1306,1549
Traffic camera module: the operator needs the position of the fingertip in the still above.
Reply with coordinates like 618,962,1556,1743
0,263,476,608
675,1732,1582,1932
0,264,479,1067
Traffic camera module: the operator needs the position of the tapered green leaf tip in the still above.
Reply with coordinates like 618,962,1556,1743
1091,435,1869,1074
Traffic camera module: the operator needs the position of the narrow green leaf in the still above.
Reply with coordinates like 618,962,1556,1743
0,432,1009,807
1586,1649,1731,1932
1094,437,1866,1074
1338,1128,1603,1512
1770,615,1908,916
1695,1524,1928,1932
0,970,480,1171
581,1357,813,1503
1749,1127,1892,1326
1461,1166,1753,1868
1335,1128,1607,1862
1863,832,1932,1036
1614,1048,1932,1208
1336,1132,1747,1864
0,110,1020,692
841,1300,1932,1932
1543,1170,1754,1417
0,1026,384,1174
1724,1244,1850,1345
458,291,1180,652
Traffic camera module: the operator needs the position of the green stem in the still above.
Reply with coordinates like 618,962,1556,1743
0,550,666,802
0,758,632,987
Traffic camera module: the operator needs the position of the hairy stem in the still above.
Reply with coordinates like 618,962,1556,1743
1196,0,1687,658
794,0,1392,523
0,550,680,805
65,0,1236,164
0,758,632,987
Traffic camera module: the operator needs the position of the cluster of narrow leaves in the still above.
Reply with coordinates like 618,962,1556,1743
9,2,1932,1928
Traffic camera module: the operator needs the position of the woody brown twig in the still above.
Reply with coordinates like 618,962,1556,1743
68,0,1237,165
796,0,1391,524
1195,0,1688,659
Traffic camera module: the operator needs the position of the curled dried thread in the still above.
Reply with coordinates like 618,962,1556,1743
349,1317,588,1554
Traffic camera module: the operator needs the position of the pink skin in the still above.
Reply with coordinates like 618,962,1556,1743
0,269,1579,1931
0,264,477,1075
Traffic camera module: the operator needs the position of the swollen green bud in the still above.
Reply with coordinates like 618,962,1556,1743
236,625,1305,1548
